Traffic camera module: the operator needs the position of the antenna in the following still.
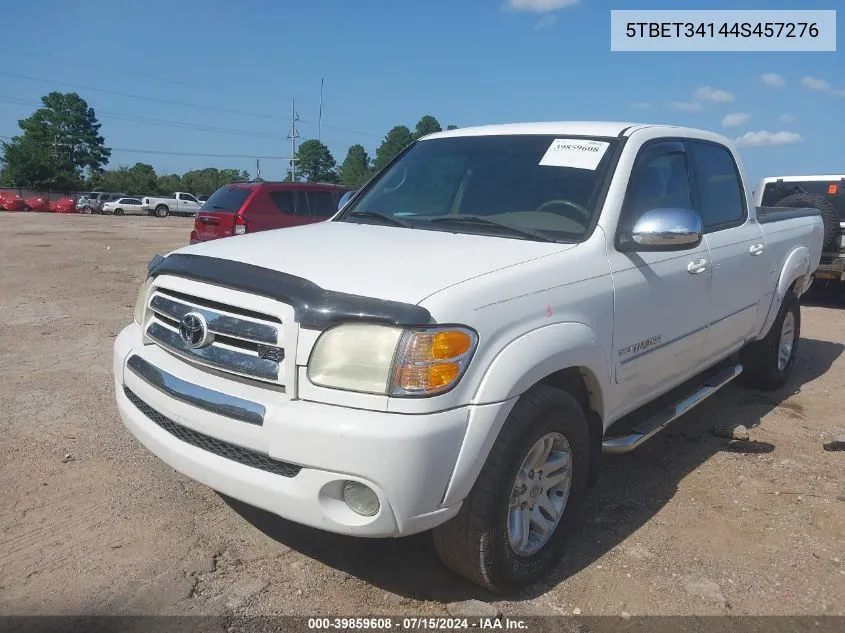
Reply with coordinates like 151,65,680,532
286,98,300,181
318,78,324,142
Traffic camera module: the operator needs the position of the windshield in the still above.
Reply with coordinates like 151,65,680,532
337,134,619,242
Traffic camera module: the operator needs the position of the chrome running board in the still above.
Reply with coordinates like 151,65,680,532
602,364,743,455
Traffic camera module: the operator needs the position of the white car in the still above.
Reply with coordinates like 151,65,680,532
113,121,824,592
101,197,145,216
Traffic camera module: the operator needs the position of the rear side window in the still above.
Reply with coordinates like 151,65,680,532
306,190,337,217
688,141,746,231
201,187,251,213
269,190,306,216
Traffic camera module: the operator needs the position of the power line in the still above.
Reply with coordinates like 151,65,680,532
0,70,382,138
0,46,283,102
0,134,292,159
0,96,351,155
0,47,392,131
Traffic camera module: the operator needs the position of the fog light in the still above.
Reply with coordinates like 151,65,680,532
342,481,380,517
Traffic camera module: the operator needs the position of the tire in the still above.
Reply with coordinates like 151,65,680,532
432,384,590,593
155,205,169,218
114,208,124,216
738,292,801,391
774,192,839,251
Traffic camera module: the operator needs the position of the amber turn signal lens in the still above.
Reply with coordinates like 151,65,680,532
432,331,472,360
428,362,460,388
396,362,460,391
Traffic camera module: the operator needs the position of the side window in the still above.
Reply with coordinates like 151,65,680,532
306,190,337,217
621,141,693,227
269,190,306,216
687,141,746,231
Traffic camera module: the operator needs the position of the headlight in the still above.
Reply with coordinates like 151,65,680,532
133,277,154,326
307,323,478,397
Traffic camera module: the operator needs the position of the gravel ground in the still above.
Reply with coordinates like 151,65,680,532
1,214,844,621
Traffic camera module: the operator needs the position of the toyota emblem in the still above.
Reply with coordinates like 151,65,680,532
179,312,213,349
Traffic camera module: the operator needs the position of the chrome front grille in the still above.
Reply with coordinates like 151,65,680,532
146,287,287,386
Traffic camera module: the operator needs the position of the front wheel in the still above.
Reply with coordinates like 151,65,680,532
739,292,801,391
432,384,590,593
155,205,169,218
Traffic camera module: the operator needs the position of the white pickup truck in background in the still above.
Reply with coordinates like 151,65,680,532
755,174,844,287
141,192,203,217
113,122,824,593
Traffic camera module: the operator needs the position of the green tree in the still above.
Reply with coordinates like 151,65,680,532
373,125,413,173
291,139,337,182
338,144,371,188
414,115,442,139
156,173,183,195
92,162,158,194
1,92,110,190
446,124,459,130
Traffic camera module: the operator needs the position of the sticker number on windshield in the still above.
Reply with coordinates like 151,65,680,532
539,138,610,170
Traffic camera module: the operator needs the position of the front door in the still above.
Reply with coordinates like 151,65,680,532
606,140,713,419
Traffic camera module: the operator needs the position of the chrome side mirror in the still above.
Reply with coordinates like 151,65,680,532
628,208,703,250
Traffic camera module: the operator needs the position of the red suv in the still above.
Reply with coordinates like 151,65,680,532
190,181,351,243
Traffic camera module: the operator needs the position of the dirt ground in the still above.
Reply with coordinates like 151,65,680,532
1,214,844,621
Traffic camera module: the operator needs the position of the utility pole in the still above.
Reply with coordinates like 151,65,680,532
318,78,324,142
287,99,300,181
255,158,261,180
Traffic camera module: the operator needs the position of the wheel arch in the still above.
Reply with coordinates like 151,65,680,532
441,322,610,506
758,245,811,340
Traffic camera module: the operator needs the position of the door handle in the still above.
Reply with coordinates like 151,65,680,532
687,258,708,274
749,243,764,256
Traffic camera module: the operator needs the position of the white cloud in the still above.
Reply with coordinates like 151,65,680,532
801,76,831,91
761,73,785,88
834,89,845,98
533,14,556,29
779,114,796,124
693,86,736,103
722,112,750,128
630,102,651,110
507,0,579,12
669,101,703,112
735,130,802,148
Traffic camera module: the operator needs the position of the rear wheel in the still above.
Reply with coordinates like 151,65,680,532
432,384,590,593
155,205,169,218
739,292,800,391
774,192,839,251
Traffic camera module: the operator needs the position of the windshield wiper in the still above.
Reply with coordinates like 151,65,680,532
429,216,556,242
346,211,413,228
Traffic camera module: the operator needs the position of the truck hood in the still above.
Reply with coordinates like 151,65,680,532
175,221,575,305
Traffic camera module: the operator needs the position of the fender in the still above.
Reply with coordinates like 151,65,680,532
440,322,611,507
757,245,810,340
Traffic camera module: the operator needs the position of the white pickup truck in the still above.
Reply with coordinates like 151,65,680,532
141,192,203,217
113,122,824,592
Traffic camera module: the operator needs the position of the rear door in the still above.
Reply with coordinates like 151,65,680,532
688,140,768,360
194,186,253,240
264,189,316,230
304,189,340,223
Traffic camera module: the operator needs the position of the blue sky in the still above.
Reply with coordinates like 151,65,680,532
0,0,842,184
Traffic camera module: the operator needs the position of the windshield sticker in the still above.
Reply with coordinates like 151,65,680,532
539,138,610,170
